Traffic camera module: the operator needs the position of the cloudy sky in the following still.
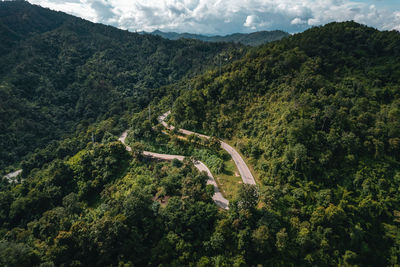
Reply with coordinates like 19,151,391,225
28,0,400,34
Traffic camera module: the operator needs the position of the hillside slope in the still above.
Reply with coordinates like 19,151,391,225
170,21,400,265
0,1,244,170
1,2,400,264
0,1,70,55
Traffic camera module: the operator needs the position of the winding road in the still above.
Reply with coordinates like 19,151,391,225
159,111,256,185
119,111,256,210
118,131,229,210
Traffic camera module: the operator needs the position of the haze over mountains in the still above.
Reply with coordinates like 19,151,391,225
0,1,400,266
145,30,289,46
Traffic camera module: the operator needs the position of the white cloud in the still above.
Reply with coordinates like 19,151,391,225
244,15,259,29
291,17,307,25
30,0,98,22
28,0,400,34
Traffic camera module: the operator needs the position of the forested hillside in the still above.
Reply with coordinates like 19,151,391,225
1,1,400,265
0,1,244,170
0,136,219,266
170,21,400,265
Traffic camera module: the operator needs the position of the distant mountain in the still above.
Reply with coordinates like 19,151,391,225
1,2,400,265
148,29,289,46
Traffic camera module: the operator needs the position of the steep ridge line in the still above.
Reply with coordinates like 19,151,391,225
118,131,229,210
159,111,256,185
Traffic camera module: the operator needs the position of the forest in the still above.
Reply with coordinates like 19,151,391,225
0,1,244,171
0,1,399,266
169,21,400,265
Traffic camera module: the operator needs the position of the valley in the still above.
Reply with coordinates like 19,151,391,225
0,1,399,266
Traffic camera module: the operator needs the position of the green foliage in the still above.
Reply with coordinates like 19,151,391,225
1,7,400,265
234,184,259,211
0,1,244,170
0,133,220,266
169,21,400,265
0,240,40,267
171,158,183,168
193,149,225,174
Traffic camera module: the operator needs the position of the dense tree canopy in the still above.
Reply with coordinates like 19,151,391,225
0,1,244,170
1,2,399,265
169,21,400,265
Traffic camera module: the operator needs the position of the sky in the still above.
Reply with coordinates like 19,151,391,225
27,0,400,34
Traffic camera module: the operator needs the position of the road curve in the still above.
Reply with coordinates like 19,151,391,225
118,131,229,210
193,160,229,210
158,111,256,185
3,169,22,183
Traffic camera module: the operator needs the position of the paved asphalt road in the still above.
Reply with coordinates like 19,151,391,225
158,111,256,185
118,130,229,209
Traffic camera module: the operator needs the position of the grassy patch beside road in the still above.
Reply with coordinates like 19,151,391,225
215,158,242,201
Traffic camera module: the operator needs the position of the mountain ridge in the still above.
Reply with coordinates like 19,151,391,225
166,21,400,265
0,2,399,266
145,29,289,46
0,1,244,169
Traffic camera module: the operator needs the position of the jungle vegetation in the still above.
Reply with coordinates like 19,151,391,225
1,2,399,266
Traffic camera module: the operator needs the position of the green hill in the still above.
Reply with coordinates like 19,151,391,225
0,1,243,170
169,21,400,265
0,2,399,266
0,1,71,55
